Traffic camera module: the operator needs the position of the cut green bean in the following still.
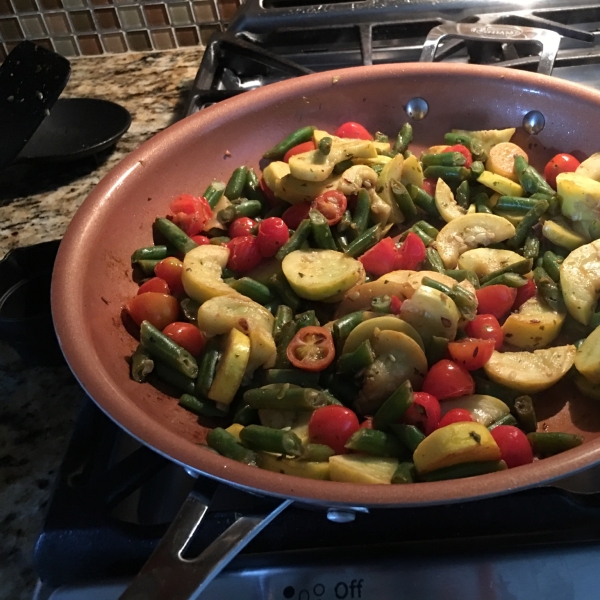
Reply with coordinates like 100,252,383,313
206,428,257,465
276,219,312,260
421,152,466,167
413,220,440,239
272,305,294,342
390,423,425,453
410,224,434,246
333,230,349,252
495,196,539,213
424,247,446,273
513,395,537,433
131,344,154,383
514,155,555,197
374,132,389,144
407,184,441,218
318,136,332,156
229,277,273,304
479,258,533,285
393,123,413,154
533,266,565,312
455,180,470,209
344,428,406,458
508,200,550,250
391,180,418,220
195,348,220,398
309,208,337,250
444,269,480,289
154,218,198,254
240,424,303,457
263,126,316,160
268,274,302,312
488,413,519,431
337,339,375,374
133,259,161,276
244,384,330,411
244,168,269,209
235,199,263,218
295,310,319,328
301,443,335,462
131,245,168,263
153,360,196,395
527,432,584,457
392,462,416,484
371,295,392,313
333,158,354,174
224,166,248,201
263,368,321,388
332,311,366,353
420,460,507,482
542,251,563,283
480,272,528,288
203,181,226,209
179,393,228,418
523,235,540,260
345,224,380,258
421,276,477,319
423,166,471,185
336,210,353,234
470,160,485,180
351,189,371,237
373,380,413,431
275,320,297,369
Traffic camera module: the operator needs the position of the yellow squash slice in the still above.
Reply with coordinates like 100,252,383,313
208,328,251,405
457,248,524,277
439,395,510,427
574,325,600,384
342,315,424,354
257,453,330,480
435,178,466,222
329,454,398,484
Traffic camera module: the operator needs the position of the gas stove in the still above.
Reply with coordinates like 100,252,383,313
34,2,600,599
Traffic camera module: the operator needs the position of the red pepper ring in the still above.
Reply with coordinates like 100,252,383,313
286,326,335,372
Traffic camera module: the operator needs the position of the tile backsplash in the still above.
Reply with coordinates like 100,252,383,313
0,0,241,60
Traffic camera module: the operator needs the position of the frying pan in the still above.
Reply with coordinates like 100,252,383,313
51,22,600,599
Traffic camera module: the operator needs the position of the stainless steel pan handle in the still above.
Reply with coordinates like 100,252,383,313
420,22,561,76
119,490,292,600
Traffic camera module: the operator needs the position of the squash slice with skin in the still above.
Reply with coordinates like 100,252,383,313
376,269,476,299
452,128,516,155
439,395,510,427
457,248,524,277
208,328,251,405
483,345,577,394
334,279,408,318
435,178,466,222
375,153,405,224
257,453,330,480
574,324,600,384
342,315,425,354
557,172,600,222
329,454,398,484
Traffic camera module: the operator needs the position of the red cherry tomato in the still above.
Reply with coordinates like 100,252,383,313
283,140,316,163
126,293,179,330
162,322,206,356
544,153,580,189
169,194,212,237
422,360,475,401
422,177,436,196
257,217,290,257
393,232,426,271
447,338,495,371
465,314,504,350
334,121,373,140
154,257,185,295
443,144,473,168
359,417,373,429
512,279,537,311
226,235,263,273
308,405,361,455
390,295,403,315
190,235,210,246
402,392,441,436
137,277,170,296
286,326,335,372
229,217,257,238
358,237,397,277
311,190,348,226
438,408,473,429
282,202,311,229
476,285,518,320
490,425,534,469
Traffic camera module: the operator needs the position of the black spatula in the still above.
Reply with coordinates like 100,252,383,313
0,41,71,168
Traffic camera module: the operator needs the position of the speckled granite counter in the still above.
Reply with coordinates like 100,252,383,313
0,46,204,600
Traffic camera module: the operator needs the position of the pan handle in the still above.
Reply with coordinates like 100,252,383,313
420,22,561,77
119,490,293,600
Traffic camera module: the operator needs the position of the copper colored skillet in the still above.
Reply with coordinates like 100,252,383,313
51,23,600,599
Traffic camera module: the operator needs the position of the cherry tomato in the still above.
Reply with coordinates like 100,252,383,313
282,202,311,229
438,408,473,429
311,190,348,226
190,235,210,246
226,235,263,273
283,140,316,163
358,237,397,277
257,217,290,257
390,295,403,315
126,292,179,330
229,217,257,238
422,177,436,196
544,153,580,189
308,405,360,455
169,194,212,237
447,338,495,371
154,257,185,295
422,359,475,401
334,121,373,140
402,392,441,436
137,277,170,296
512,279,537,311
465,314,504,350
490,425,534,469
162,322,206,356
286,326,335,372
359,417,373,429
476,285,518,320
259,177,279,207
394,232,426,271
443,144,473,168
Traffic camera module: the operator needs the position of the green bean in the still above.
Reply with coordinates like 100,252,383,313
527,432,584,457
469,160,485,180
337,340,375,374
272,305,293,342
309,208,337,250
513,395,537,433
244,168,269,209
351,189,371,238
371,295,392,313
275,320,297,369
344,429,406,458
479,258,533,285
209,236,231,246
473,375,519,409
295,310,319,328
371,163,385,176
514,155,555,197
195,347,220,398
488,414,519,431
425,336,449,366
495,196,539,213
533,266,565,312
421,152,466,167
268,274,301,312
424,247,446,273
333,158,353,174
228,277,272,304
407,184,441,218
336,210,353,234
455,180,470,209
263,125,316,160
345,224,381,258
153,360,196,395
474,191,492,214
480,272,528,288
231,401,259,426
333,230,349,252
179,393,228,418
131,245,168,263
523,235,540,260
320,390,344,406
224,166,248,200
244,384,330,410
239,424,303,457
419,460,507,482
393,123,413,154
410,224,435,246
423,166,471,185
276,219,312,260
390,423,425,453
206,428,257,465
318,136,332,156
332,311,366,353
542,251,563,283
133,259,160,276
413,220,440,239
203,181,226,209
373,380,413,432
301,443,335,462
391,180,418,221
444,269,480,289
235,200,263,218
392,462,416,484
131,344,154,383
263,368,321,388
374,131,389,144
154,218,197,254
421,276,477,319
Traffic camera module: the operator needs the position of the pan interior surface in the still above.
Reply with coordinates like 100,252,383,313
52,63,600,507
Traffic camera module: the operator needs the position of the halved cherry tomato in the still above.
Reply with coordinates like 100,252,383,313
334,121,373,140
438,408,473,429
169,194,212,237
138,277,170,295
162,322,206,356
190,235,210,246
257,217,289,257
465,314,504,350
154,257,185,295
286,326,335,372
229,217,257,238
308,405,360,455
443,144,473,168
512,279,537,311
544,153,580,189
311,190,348,226
422,177,436,196
282,202,311,229
226,235,263,273
126,292,179,330
447,338,495,371
490,425,534,468
390,295,403,315
358,237,397,277
402,392,441,436
283,140,316,163
393,232,426,271
476,285,517,320
422,360,475,401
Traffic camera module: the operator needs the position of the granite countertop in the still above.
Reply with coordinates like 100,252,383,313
0,46,204,600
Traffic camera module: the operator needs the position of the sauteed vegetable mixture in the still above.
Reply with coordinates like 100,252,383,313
125,121,600,484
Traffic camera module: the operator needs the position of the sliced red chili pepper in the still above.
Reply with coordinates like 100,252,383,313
358,237,397,277
512,279,537,311
443,144,473,168
393,232,426,271
286,326,335,372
